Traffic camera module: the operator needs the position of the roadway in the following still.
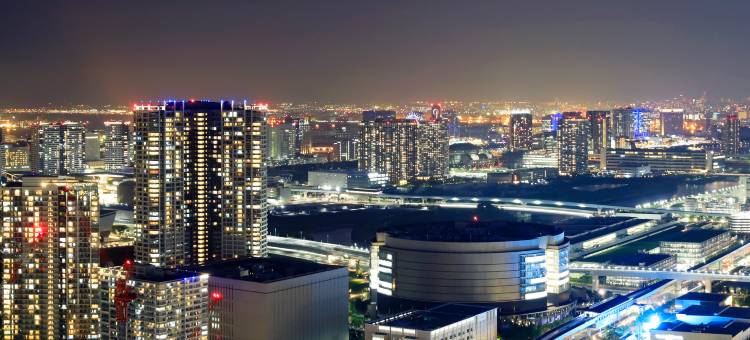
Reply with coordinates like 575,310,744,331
283,187,730,218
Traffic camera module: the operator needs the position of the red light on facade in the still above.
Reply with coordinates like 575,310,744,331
32,222,47,242
472,215,479,223
211,291,224,302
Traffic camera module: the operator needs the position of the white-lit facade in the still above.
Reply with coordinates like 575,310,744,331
0,178,100,338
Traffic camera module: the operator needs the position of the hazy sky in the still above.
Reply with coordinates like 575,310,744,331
2,1,750,106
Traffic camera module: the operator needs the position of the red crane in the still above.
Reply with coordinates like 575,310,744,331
114,260,137,323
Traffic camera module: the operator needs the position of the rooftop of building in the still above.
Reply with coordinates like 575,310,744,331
381,220,561,243
308,169,368,175
132,264,203,282
677,292,729,303
567,218,650,241
136,99,258,112
584,252,672,267
586,295,631,314
678,305,750,320
194,255,343,284
655,320,750,336
660,227,728,244
373,304,496,331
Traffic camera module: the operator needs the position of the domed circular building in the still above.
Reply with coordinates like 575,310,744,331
370,220,570,315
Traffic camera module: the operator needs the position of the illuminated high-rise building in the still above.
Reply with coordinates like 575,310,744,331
30,122,86,175
723,114,740,155
359,110,448,185
660,109,685,137
99,265,208,339
103,121,131,171
557,112,590,176
509,110,532,151
0,177,100,338
133,100,267,268
585,111,608,154
3,141,30,171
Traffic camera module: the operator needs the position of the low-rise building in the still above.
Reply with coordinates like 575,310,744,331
197,255,349,340
730,211,750,236
581,253,675,290
605,148,724,174
651,320,750,340
365,304,498,340
674,292,732,311
659,228,734,268
308,169,371,190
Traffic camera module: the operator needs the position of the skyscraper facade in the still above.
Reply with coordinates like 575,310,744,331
585,110,608,155
723,114,740,155
558,112,590,176
103,121,131,171
30,122,86,175
0,177,100,338
509,110,532,151
359,110,448,185
99,266,209,339
660,109,685,137
133,100,268,268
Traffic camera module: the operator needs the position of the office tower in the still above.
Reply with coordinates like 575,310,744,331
99,265,208,339
103,121,130,171
3,141,30,171
443,109,460,138
133,100,267,267
292,117,311,155
508,110,532,151
586,111,608,154
267,123,295,161
85,133,101,161
558,112,590,175
660,109,685,136
0,177,100,338
359,110,448,185
0,129,4,174
30,122,86,175
333,138,358,161
723,114,740,155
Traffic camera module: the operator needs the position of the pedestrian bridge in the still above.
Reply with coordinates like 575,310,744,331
569,263,750,282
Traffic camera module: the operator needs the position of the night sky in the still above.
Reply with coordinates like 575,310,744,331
2,1,750,106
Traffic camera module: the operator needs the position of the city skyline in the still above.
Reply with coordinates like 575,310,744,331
4,1,750,106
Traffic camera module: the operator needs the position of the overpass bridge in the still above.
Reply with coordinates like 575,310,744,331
268,235,370,271
569,263,750,283
282,187,729,218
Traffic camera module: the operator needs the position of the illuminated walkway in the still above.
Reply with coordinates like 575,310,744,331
569,263,750,282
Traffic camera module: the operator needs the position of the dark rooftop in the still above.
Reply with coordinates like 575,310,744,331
584,252,672,267
587,295,630,314
661,228,728,243
655,321,750,336
132,264,202,282
194,255,343,283
677,292,729,303
383,220,561,242
375,304,496,331
679,305,750,320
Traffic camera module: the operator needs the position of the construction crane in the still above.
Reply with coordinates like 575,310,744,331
114,260,137,325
